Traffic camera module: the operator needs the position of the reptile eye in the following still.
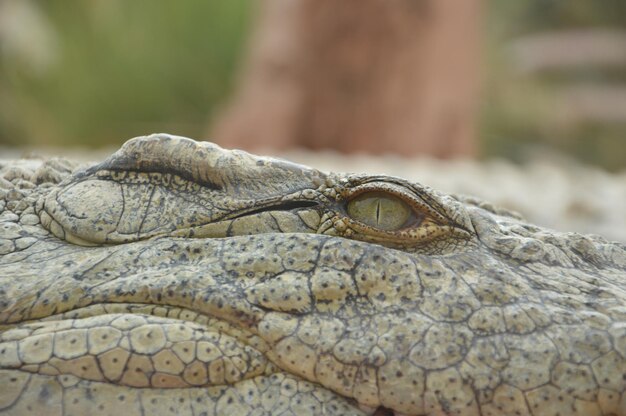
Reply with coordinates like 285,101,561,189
346,192,414,231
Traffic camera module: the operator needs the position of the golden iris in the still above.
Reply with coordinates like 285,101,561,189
346,192,411,231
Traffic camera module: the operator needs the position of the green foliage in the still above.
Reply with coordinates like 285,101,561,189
0,0,252,147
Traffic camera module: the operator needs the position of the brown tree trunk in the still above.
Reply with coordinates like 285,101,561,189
212,0,482,157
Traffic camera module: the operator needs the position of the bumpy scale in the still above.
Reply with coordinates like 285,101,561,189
1,134,625,416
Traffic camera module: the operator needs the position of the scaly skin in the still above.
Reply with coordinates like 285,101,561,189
1,134,625,416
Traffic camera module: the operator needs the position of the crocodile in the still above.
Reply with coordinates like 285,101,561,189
0,133,625,416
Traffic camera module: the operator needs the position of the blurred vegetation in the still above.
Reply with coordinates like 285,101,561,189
0,0,252,147
492,1,626,33
483,0,626,170
1,0,625,170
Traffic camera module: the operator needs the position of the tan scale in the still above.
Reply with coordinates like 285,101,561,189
98,347,130,381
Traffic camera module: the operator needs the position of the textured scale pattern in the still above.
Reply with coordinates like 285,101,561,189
0,134,625,416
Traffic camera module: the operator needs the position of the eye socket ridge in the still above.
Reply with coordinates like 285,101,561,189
343,183,439,232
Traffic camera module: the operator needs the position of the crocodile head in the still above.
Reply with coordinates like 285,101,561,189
1,134,625,416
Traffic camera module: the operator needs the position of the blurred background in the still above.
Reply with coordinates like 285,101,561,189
1,0,625,240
